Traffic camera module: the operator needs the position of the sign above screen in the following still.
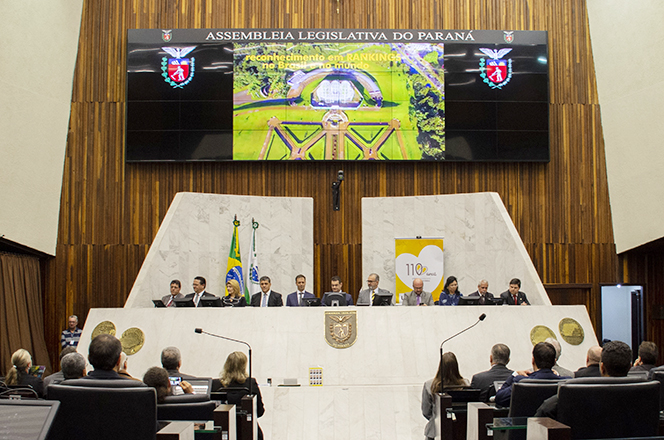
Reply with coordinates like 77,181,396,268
126,29,548,162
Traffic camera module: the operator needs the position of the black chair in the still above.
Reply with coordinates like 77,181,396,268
0,384,40,399
158,394,217,422
506,379,564,440
649,369,664,411
556,377,660,439
46,384,157,440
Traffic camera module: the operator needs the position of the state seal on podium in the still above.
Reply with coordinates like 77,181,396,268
325,310,357,349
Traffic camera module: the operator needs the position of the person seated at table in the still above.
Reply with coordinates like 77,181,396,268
4,348,44,397
422,352,470,440
223,279,246,307
212,352,265,440
438,276,462,306
143,366,193,403
467,279,496,305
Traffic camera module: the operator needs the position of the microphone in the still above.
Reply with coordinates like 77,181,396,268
195,328,254,395
438,314,486,394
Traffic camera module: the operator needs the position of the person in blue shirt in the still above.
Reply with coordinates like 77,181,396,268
438,276,462,306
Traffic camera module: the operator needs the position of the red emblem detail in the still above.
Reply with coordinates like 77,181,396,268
486,60,508,84
168,59,190,83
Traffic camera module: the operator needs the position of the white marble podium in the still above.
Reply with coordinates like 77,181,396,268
80,305,596,440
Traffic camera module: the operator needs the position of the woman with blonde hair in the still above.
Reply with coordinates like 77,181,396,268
212,351,264,439
4,348,44,397
223,279,246,307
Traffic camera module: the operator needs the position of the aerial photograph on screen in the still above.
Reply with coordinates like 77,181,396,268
232,42,445,160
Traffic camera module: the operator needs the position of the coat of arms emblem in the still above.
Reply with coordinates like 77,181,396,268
161,46,196,89
503,31,514,44
324,310,357,349
162,30,172,42
478,48,513,89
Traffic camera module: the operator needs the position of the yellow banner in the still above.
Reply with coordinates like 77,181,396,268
395,238,444,302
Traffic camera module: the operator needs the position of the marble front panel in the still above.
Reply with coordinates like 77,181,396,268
362,192,551,305
125,193,314,308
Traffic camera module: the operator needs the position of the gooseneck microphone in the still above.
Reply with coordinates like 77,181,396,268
195,328,254,395
438,314,486,394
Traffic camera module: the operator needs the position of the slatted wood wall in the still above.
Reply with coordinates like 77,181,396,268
43,0,621,367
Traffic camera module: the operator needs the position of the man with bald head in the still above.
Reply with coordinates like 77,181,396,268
467,279,496,305
574,346,603,377
401,278,434,306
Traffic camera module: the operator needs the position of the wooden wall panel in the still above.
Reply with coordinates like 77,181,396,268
43,0,623,368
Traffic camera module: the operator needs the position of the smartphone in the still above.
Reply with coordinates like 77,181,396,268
29,365,46,378
169,376,182,386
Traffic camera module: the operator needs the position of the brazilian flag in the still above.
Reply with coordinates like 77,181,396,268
225,217,247,303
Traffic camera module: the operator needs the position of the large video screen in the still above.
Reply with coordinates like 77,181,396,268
126,29,548,162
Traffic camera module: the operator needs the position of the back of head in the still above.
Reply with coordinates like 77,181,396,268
88,334,122,371
587,346,602,365
601,340,633,377
221,351,248,387
442,352,465,387
533,342,556,370
143,366,170,403
544,337,562,361
61,352,87,379
491,343,510,365
59,346,77,361
5,349,32,385
638,341,658,365
161,346,181,371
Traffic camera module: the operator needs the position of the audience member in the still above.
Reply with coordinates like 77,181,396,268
286,274,315,306
499,278,530,305
85,334,136,381
161,279,183,307
61,314,82,348
223,279,247,307
470,343,513,402
422,352,469,440
183,276,216,307
574,346,602,377
357,273,394,306
143,366,193,403
161,346,196,379
325,276,354,305
61,352,87,380
545,337,574,377
251,276,284,307
630,341,658,373
467,279,496,305
494,342,567,407
118,352,142,381
438,276,462,306
43,346,77,388
402,278,434,306
535,340,633,419
4,348,44,397
212,352,265,440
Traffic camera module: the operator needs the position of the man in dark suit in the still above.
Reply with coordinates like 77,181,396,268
470,343,513,402
286,274,315,306
357,273,394,306
326,275,354,305
574,346,602,377
467,279,496,305
499,278,530,305
629,341,658,373
251,276,283,307
161,279,184,307
82,334,145,383
161,346,196,379
183,276,216,307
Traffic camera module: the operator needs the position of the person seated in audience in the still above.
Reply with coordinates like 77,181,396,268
470,343,513,402
161,279,183,307
357,273,394,306
629,341,658,373
499,278,530,305
438,276,462,305
143,366,193,403
118,352,142,381
422,352,470,440
494,342,568,407
43,346,77,389
251,276,284,307
545,337,574,377
286,274,315,306
84,334,142,382
161,346,196,379
4,348,44,397
212,352,265,440
223,279,247,307
574,346,602,377
535,340,633,419
61,352,87,380
467,279,496,305
402,278,434,306
323,275,353,306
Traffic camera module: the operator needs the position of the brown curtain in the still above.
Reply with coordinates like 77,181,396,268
0,252,52,377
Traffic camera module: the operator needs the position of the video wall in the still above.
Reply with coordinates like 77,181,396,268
126,29,548,162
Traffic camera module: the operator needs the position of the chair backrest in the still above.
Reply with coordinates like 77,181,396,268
158,399,217,422
650,370,664,411
46,384,157,440
557,379,660,439
507,379,563,418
